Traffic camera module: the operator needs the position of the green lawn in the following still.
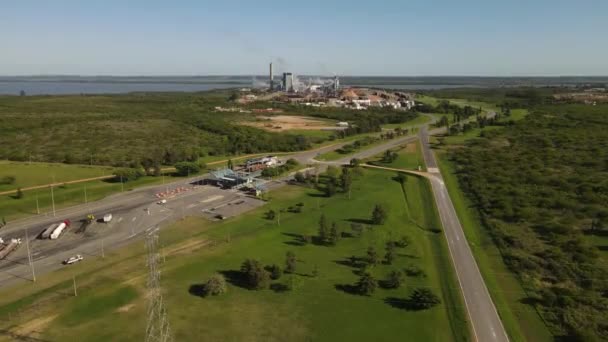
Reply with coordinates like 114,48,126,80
0,169,468,342
0,161,114,192
367,141,425,171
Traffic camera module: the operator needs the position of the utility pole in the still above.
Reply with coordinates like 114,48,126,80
72,275,77,296
84,184,88,204
50,185,56,217
120,175,124,192
101,238,105,259
35,192,40,215
25,228,36,282
145,231,173,342
277,210,281,226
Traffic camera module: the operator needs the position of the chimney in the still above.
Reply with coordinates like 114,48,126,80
269,62,274,91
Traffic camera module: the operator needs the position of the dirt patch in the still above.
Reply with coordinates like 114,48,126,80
116,303,136,313
404,142,417,153
11,315,56,339
241,115,337,131
164,238,211,256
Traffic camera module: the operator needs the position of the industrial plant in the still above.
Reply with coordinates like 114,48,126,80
245,62,415,111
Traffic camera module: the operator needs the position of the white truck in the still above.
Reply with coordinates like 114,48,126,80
50,219,71,240
0,237,22,260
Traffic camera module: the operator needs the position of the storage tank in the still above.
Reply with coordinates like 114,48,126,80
41,223,58,239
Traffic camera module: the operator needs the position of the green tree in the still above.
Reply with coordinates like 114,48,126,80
204,274,227,296
395,172,407,184
318,214,329,244
371,204,388,225
324,182,337,197
174,161,201,176
409,288,441,309
329,222,340,245
367,246,379,266
265,210,276,220
350,223,364,237
384,242,396,265
285,251,297,274
395,235,411,248
357,272,377,296
350,158,361,167
227,159,234,170
15,187,24,199
384,270,405,289
240,259,270,290
294,171,306,183
340,167,353,194
268,264,282,280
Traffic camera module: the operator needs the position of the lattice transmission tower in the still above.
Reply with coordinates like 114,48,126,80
145,230,173,342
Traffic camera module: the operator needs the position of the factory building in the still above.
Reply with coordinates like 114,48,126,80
283,72,294,92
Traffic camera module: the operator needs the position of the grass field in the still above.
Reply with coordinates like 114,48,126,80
0,161,114,193
367,141,425,171
0,169,468,342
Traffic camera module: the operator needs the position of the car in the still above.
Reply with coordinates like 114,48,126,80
63,254,84,265
215,214,226,220
157,199,167,205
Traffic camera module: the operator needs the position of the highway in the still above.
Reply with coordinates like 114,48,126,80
418,126,509,342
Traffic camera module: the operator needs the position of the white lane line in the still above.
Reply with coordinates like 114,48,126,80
117,217,123,223
131,217,137,222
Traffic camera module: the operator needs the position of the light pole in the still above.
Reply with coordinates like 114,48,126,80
25,228,36,282
50,185,56,217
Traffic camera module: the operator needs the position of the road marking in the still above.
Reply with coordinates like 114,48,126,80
117,217,123,223
131,217,137,222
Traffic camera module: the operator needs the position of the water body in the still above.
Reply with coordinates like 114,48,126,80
0,76,606,95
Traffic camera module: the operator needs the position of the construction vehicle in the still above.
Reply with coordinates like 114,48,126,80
0,237,22,260
50,219,71,240
63,254,83,265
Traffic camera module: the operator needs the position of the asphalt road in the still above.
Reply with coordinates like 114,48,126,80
419,127,509,342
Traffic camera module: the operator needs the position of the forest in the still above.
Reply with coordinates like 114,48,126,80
0,91,420,167
449,104,608,340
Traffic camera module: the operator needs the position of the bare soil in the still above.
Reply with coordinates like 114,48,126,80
241,115,336,131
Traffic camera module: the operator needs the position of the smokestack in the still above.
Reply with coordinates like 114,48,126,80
269,63,273,91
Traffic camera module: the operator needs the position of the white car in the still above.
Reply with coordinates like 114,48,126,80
157,199,167,205
63,254,84,265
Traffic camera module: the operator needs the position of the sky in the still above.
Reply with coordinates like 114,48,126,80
1,0,607,76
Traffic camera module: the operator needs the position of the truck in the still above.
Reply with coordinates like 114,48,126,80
50,219,71,240
40,223,59,239
0,237,22,260
103,213,113,223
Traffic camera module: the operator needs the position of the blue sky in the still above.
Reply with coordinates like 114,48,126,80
1,0,606,76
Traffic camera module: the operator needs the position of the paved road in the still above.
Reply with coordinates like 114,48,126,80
419,127,509,342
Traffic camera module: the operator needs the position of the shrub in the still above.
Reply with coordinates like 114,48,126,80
204,274,227,296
